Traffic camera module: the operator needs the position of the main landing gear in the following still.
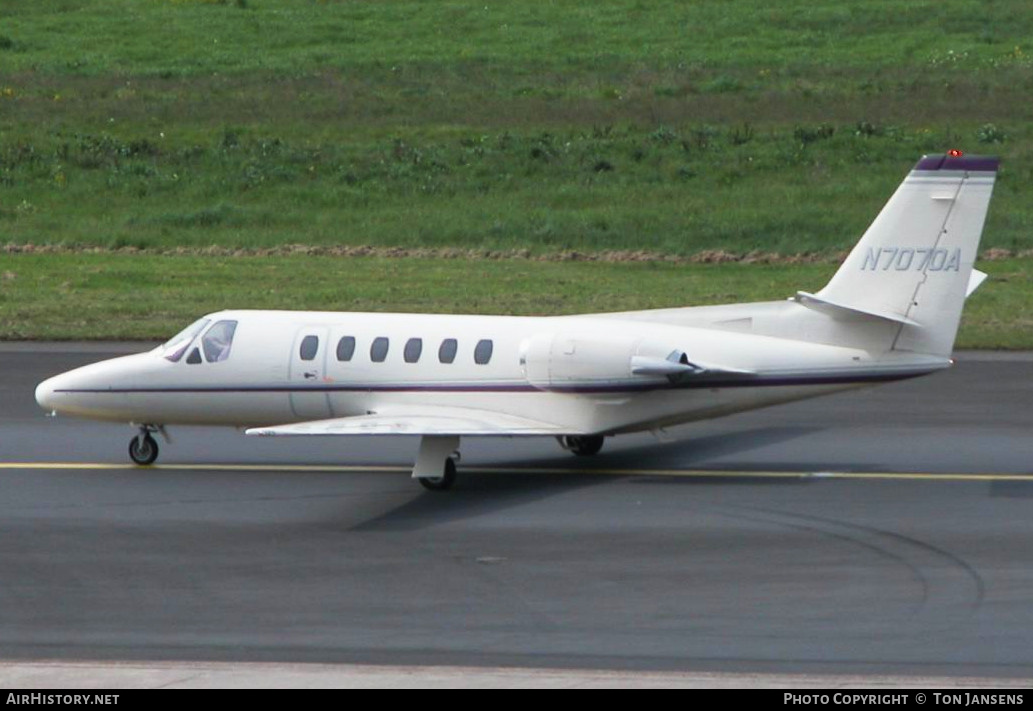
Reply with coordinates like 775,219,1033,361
411,434,606,491
559,434,605,457
413,435,460,492
418,457,458,492
128,425,164,465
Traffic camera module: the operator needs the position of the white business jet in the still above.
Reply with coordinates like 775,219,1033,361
35,153,998,490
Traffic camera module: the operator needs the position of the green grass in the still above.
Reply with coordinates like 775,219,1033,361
3,1,1032,78
1,1,1031,341
0,253,1029,348
1,125,1031,255
2,0,1031,256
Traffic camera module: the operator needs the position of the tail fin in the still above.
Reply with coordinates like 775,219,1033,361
808,153,998,357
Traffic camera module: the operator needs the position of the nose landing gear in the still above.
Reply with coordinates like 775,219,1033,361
128,425,165,465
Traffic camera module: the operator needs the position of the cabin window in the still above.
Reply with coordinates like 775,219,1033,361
474,339,494,365
299,335,319,361
186,348,202,365
404,338,423,363
162,318,210,362
336,336,356,362
202,320,238,363
370,337,389,363
438,338,457,364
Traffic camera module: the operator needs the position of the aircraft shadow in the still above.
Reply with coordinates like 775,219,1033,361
353,425,822,530
496,424,823,472
351,471,607,531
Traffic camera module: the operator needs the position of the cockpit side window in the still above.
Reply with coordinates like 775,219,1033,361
162,318,211,362
201,320,238,363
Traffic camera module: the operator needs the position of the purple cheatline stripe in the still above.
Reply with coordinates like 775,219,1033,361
913,154,999,172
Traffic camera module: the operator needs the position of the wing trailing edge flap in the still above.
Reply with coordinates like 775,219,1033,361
246,405,577,437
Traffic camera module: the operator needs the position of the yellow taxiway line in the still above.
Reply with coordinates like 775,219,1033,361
0,462,1031,482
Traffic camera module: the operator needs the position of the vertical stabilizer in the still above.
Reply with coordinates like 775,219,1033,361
815,154,998,357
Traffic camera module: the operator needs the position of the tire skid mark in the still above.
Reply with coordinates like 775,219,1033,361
754,506,986,613
722,504,984,630
718,509,930,620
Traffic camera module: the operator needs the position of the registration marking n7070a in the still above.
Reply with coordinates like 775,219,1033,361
862,247,961,272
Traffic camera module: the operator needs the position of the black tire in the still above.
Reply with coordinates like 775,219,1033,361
564,435,604,456
129,434,159,465
418,457,457,492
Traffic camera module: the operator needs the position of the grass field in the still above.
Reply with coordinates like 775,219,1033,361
0,1,1030,341
1,252,1030,348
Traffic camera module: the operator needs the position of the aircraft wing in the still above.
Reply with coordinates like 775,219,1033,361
246,406,577,437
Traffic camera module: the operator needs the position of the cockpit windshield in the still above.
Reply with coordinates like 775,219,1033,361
201,320,238,362
161,318,210,362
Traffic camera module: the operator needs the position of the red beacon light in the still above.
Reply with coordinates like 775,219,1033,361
948,149,964,157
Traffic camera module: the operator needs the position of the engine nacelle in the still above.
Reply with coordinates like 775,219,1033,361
519,332,696,391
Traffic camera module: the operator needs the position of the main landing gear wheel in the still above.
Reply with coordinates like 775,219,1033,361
418,457,457,492
563,435,605,457
128,432,159,465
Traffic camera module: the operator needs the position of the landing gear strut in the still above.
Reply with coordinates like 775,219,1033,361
128,426,160,465
561,434,605,456
413,435,460,492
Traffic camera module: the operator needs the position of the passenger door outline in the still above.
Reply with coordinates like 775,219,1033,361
288,327,332,420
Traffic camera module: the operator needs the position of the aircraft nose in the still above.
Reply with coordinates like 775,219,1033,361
35,376,58,412
35,353,153,419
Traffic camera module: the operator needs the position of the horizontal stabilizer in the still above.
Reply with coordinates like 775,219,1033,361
966,269,988,298
794,291,921,327
247,406,576,437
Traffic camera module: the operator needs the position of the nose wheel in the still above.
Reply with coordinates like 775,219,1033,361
129,434,158,465
128,428,160,465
